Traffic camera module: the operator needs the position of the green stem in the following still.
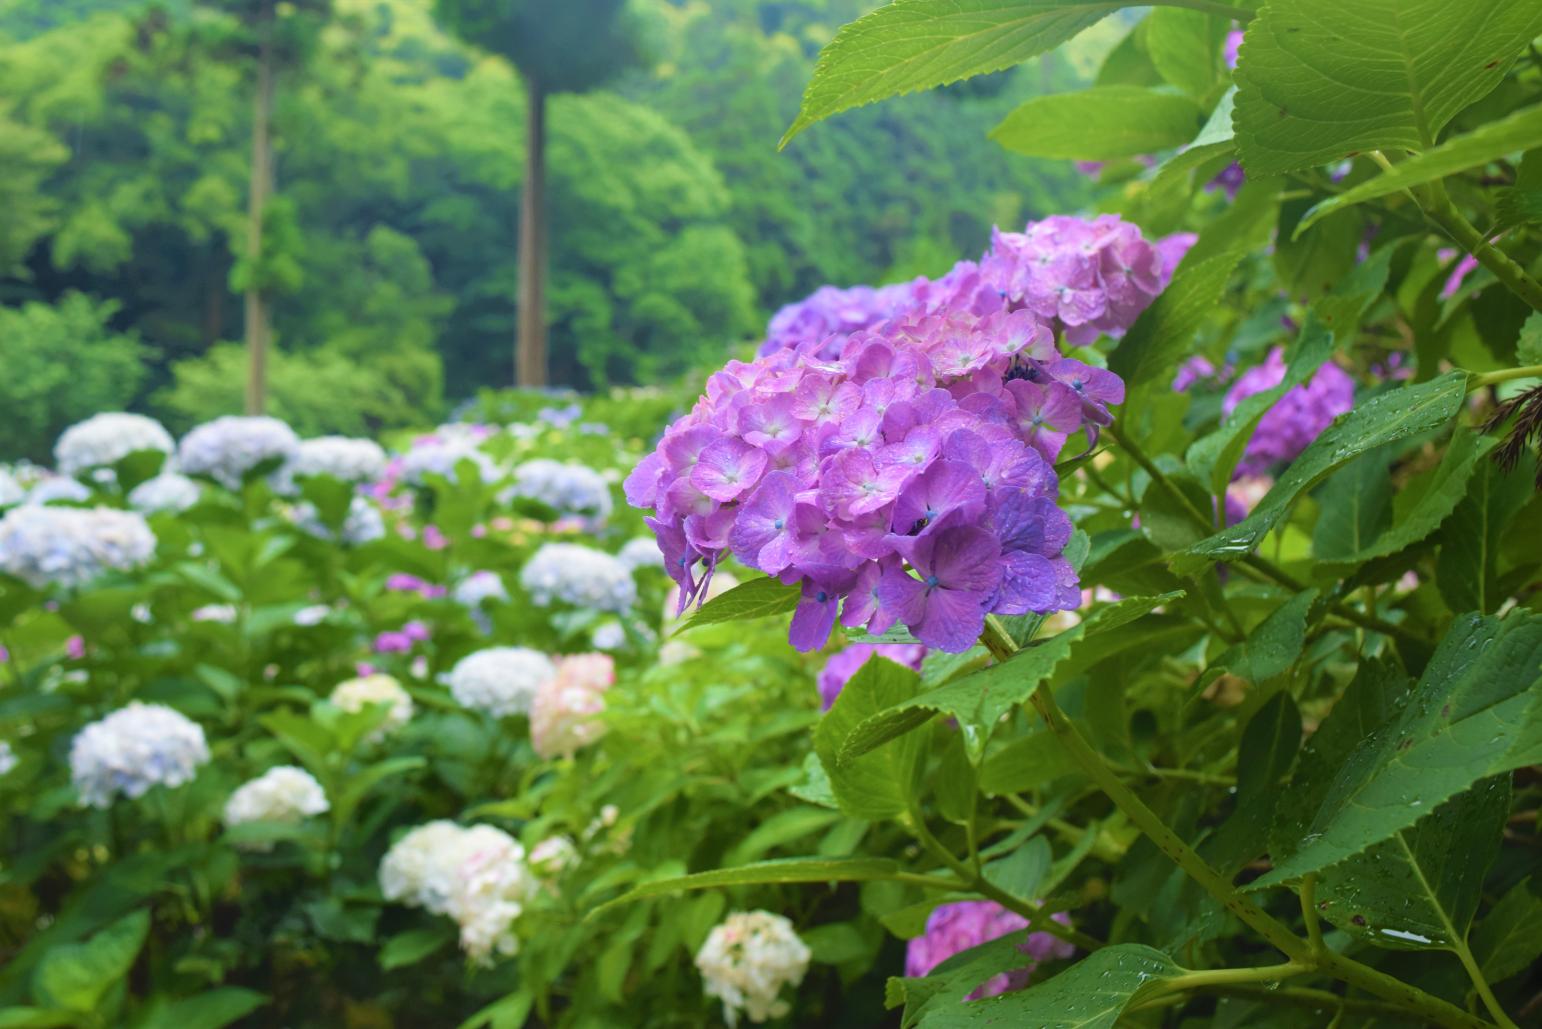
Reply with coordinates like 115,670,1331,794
1454,941,1519,1029
1422,178,1542,314
1131,961,1309,1008
1204,983,1426,1019
1300,873,1325,956
1470,365,1542,389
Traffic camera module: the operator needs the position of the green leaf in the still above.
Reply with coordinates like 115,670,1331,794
1519,311,1542,365
379,926,454,970
842,594,1182,760
135,988,268,1029
1109,251,1242,391
679,575,800,631
590,858,904,918
1316,778,1508,950
1312,450,1393,561
911,943,1184,1027
982,836,1050,900
1436,458,1534,613
782,0,1128,145
1298,104,1542,231
725,808,843,866
0,1010,79,1029
33,909,149,1013
815,656,926,819
1233,0,1542,176
1174,372,1468,574
991,86,1202,160
1196,589,1315,690
333,757,427,827
1145,7,1226,99
1471,876,1542,982
1255,611,1542,887
979,730,1080,795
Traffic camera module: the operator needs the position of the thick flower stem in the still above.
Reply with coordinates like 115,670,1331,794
1470,365,1542,389
1422,178,1542,315
982,620,1493,1029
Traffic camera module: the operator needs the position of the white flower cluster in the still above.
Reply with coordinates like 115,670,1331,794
695,911,811,1027
527,835,578,879
520,543,636,613
274,436,387,493
128,472,202,514
530,654,613,759
25,477,90,505
330,674,414,738
399,429,498,486
223,765,329,840
453,570,508,608
177,416,300,489
0,505,156,589
447,647,555,718
0,469,24,507
379,821,535,963
70,702,210,808
54,413,175,477
502,459,613,522
292,496,386,545
617,536,665,571
0,740,17,776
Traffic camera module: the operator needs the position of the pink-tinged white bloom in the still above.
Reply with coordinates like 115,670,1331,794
528,835,579,879
55,413,174,477
447,647,556,718
0,505,155,589
70,702,209,808
177,416,300,489
696,911,811,1026
446,829,536,965
530,654,614,759
329,674,414,738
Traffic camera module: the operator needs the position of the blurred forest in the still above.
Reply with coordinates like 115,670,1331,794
0,0,1107,454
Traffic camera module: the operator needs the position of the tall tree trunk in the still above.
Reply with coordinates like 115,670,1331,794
516,74,548,387
244,0,276,415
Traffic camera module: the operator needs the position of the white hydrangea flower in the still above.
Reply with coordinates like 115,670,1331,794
695,911,811,1027
223,765,329,845
292,496,385,545
274,436,388,493
618,536,665,571
379,821,523,918
70,702,210,808
0,469,24,507
330,674,413,738
177,416,300,489
527,835,579,880
398,429,498,486
520,543,636,613
453,570,508,608
501,459,613,522
0,740,17,776
0,506,156,589
55,413,175,477
293,604,331,626
530,654,613,759
25,477,91,505
591,620,627,651
191,604,238,624
447,647,555,718
128,472,202,514
447,829,536,965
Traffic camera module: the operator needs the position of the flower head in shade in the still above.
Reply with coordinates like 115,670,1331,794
177,416,300,489
55,413,174,477
275,436,387,493
448,647,556,718
695,911,811,1026
446,828,536,965
292,496,386,545
530,653,614,758
329,674,414,738
1222,347,1355,475
904,901,1075,999
502,459,613,524
70,702,210,808
0,506,155,589
128,473,202,514
817,644,927,710
520,543,637,613
223,765,329,845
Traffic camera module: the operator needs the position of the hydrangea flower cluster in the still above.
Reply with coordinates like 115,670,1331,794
380,820,517,915
446,829,536,965
530,653,614,759
0,740,16,776
759,282,916,360
695,910,812,1027
25,477,91,505
453,569,508,608
275,436,387,492
0,505,156,589
447,647,556,718
399,427,498,486
329,674,414,738
1222,347,1355,476
528,835,579,879
54,413,175,477
617,536,665,571
177,416,301,489
520,542,637,613
69,702,210,808
502,458,614,523
904,901,1075,999
0,468,24,507
128,472,202,514
817,644,926,710
292,496,386,545
223,765,329,842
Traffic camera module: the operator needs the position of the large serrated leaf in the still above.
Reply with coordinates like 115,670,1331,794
33,909,149,1014
1174,372,1468,574
1255,611,1542,887
815,656,926,819
1233,0,1542,175
991,86,1202,160
1471,876,1542,983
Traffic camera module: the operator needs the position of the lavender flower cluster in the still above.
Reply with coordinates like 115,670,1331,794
631,216,1186,653
904,901,1074,999
1222,347,1355,476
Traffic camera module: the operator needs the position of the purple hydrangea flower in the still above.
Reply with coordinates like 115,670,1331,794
816,644,927,710
904,901,1075,1000
1223,347,1355,476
